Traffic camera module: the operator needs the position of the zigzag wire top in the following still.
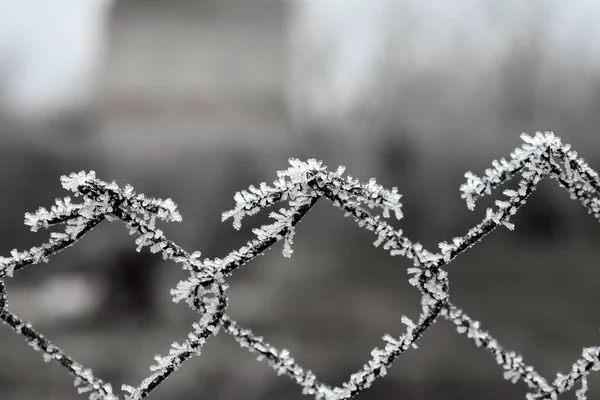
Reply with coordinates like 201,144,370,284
0,132,599,399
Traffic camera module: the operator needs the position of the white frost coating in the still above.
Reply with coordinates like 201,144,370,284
2,132,600,399
576,376,588,400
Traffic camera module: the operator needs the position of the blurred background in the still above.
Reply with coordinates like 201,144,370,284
1,0,600,399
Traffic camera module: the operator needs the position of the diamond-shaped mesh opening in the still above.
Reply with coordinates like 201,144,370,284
1,222,194,398
223,200,422,390
446,180,600,397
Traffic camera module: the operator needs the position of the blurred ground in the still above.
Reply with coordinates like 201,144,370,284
1,1,600,399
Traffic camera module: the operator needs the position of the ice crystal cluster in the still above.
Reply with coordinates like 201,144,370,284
1,132,599,399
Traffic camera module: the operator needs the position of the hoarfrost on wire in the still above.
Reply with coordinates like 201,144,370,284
0,132,599,399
